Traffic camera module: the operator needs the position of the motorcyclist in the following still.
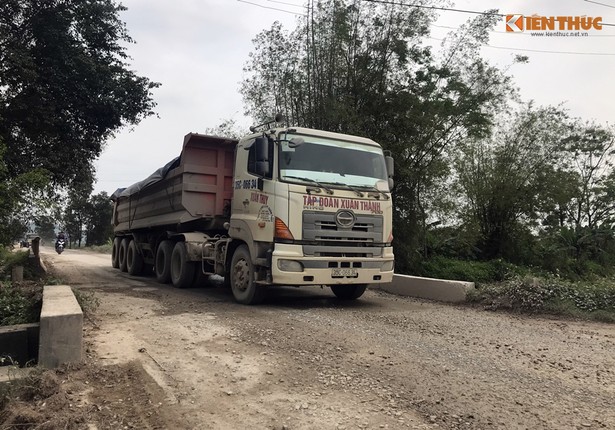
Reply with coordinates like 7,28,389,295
55,231,66,249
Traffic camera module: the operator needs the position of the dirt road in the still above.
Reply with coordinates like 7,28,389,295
38,246,614,430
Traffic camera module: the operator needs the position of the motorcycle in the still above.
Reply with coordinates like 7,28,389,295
55,239,65,254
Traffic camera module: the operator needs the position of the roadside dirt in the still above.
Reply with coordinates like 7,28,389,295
3,246,614,430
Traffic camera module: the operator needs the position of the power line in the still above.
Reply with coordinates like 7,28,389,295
431,23,615,37
236,0,306,16
584,0,615,9
263,0,306,8
237,0,615,54
360,0,615,27
429,36,615,56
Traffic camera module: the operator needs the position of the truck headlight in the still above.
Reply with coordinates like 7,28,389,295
381,260,394,272
278,259,304,272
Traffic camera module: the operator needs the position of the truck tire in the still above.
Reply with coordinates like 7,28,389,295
155,240,173,284
330,284,367,300
127,239,144,275
230,245,264,305
119,238,130,272
171,242,196,289
111,237,121,269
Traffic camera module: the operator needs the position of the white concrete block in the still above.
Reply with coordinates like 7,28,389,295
38,285,83,368
371,274,474,303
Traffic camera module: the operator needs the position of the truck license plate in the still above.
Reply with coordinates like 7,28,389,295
331,268,358,277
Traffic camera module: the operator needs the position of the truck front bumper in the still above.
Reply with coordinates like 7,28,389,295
270,243,394,286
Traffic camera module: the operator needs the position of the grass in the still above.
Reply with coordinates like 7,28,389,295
0,246,99,327
419,256,615,323
467,275,615,323
420,256,522,284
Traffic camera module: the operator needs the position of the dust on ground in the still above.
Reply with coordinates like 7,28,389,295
1,246,614,430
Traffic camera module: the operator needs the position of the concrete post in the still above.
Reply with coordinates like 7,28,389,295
11,266,24,282
31,237,41,257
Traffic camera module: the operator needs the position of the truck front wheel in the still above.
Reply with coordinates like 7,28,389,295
155,240,173,284
171,242,195,289
230,245,264,305
330,284,367,300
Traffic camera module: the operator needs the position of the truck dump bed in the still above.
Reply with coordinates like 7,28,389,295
111,133,237,234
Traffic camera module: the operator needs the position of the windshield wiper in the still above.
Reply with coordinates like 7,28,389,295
353,184,390,200
282,175,334,194
320,181,365,197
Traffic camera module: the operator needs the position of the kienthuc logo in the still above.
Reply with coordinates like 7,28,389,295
505,14,603,33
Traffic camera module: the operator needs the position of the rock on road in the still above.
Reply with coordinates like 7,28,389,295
42,246,615,430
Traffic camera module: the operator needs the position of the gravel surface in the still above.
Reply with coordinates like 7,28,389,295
33,246,615,430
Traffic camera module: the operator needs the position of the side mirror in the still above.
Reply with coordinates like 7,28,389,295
254,137,271,177
255,161,270,177
255,137,269,162
385,155,394,189
385,155,394,178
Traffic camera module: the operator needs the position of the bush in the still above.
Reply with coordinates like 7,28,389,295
0,249,34,281
420,256,520,283
0,282,42,325
469,275,615,321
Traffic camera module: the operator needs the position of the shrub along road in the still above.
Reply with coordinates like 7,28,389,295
20,247,615,429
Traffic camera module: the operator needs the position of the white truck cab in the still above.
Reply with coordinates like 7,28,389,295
229,126,394,302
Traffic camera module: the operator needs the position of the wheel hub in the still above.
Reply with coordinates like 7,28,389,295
233,259,250,292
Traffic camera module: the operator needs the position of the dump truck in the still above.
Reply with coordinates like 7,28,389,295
110,119,395,304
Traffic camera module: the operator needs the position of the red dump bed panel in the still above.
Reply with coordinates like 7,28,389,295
113,133,237,233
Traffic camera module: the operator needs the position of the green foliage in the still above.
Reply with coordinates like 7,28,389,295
420,256,519,283
0,0,160,189
34,215,58,243
468,275,615,321
84,192,113,246
242,1,514,272
0,283,40,325
0,249,42,325
0,249,30,280
0,0,158,248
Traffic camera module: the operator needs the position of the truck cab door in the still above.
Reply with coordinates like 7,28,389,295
231,136,275,243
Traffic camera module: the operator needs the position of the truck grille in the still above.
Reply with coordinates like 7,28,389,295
302,211,383,257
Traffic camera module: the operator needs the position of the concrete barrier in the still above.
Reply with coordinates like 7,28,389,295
371,274,475,303
38,285,83,368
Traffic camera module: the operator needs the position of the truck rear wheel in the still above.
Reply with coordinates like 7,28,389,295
330,284,367,300
111,237,121,269
230,245,264,305
119,238,130,272
155,240,173,284
171,242,195,289
127,240,144,275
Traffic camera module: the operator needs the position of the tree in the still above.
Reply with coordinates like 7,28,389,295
203,119,244,140
0,0,159,189
0,138,54,245
63,181,93,247
541,123,615,265
560,123,615,232
34,215,57,243
454,105,570,260
241,1,515,272
83,192,113,246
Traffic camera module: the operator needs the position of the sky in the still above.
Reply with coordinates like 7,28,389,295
93,0,615,195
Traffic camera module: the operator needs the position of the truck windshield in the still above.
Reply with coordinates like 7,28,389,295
278,134,388,189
